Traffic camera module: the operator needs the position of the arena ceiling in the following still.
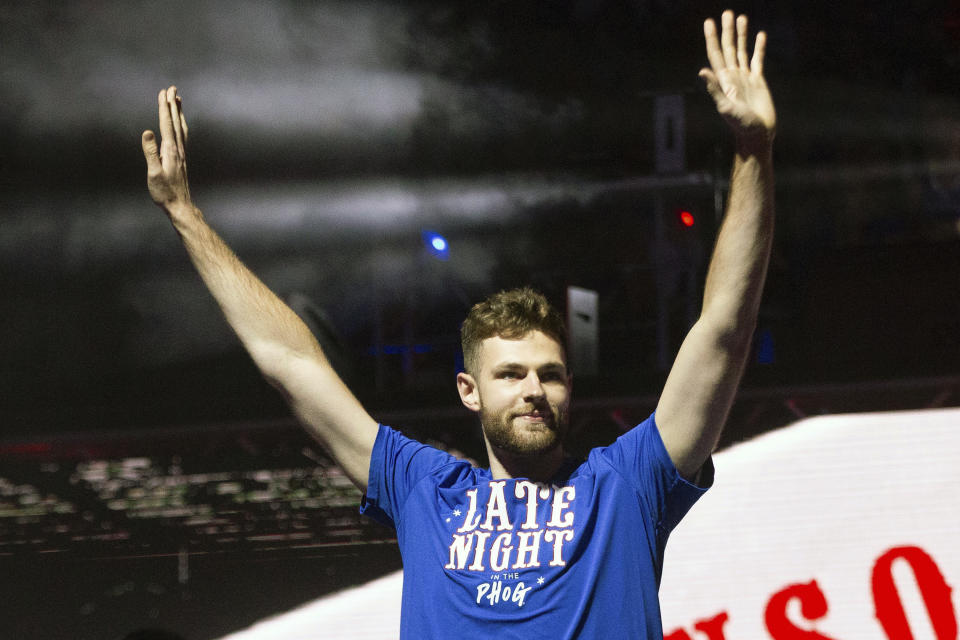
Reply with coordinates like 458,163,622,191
1,0,958,439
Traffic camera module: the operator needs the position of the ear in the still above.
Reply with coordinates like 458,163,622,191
456,372,481,412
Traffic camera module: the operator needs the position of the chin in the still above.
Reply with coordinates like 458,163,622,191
495,427,562,457
480,408,568,456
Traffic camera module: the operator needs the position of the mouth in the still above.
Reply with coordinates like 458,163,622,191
514,410,551,424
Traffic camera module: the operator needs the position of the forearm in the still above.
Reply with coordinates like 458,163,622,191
653,11,775,477
700,142,774,338
143,87,378,489
167,202,377,488
656,145,773,477
167,203,326,383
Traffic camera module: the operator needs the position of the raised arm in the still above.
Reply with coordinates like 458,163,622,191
141,86,378,490
655,11,776,479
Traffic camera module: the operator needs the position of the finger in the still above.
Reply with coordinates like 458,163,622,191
177,95,189,145
703,18,725,73
166,87,185,159
751,31,767,75
158,89,176,163
698,68,729,111
141,130,162,174
720,10,737,69
736,14,749,69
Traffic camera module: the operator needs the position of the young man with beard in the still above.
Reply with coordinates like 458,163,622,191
142,9,774,638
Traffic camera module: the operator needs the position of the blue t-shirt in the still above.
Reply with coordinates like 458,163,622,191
360,413,712,639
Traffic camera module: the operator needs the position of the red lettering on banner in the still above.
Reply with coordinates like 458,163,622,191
667,545,957,638
694,611,730,639
764,580,838,640
665,611,729,640
871,545,958,640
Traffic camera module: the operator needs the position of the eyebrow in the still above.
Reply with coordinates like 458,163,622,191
492,362,567,373
538,362,568,373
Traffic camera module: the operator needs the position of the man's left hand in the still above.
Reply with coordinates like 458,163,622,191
699,10,776,149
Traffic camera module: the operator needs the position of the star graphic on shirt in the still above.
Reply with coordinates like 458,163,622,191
453,509,462,517
537,576,545,585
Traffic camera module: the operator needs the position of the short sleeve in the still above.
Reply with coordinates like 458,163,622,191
598,412,713,537
359,424,457,529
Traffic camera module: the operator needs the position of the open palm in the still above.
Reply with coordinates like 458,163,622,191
142,86,192,213
699,11,776,145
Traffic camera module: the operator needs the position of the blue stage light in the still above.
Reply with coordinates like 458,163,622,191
422,230,450,260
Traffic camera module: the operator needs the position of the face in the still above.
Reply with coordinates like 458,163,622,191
458,330,571,457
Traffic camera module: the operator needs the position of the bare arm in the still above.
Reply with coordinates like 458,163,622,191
655,11,776,479
141,86,377,490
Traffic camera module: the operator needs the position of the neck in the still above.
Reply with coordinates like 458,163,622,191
485,441,566,482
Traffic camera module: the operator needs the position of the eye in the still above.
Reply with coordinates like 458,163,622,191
540,372,564,383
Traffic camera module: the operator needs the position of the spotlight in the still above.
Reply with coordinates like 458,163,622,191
422,230,450,260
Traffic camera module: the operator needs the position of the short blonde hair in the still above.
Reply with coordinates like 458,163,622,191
460,287,566,375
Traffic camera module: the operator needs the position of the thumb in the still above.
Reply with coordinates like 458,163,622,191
698,69,726,105
141,130,161,172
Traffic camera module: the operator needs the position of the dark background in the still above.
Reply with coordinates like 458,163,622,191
0,1,958,638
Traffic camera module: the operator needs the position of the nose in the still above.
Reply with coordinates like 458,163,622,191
521,372,546,400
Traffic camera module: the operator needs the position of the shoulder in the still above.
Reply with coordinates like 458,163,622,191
362,425,483,527
587,413,714,491
587,413,660,467
374,424,481,485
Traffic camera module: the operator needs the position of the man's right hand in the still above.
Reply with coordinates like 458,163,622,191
142,86,194,216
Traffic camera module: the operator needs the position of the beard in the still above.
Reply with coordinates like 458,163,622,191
479,401,569,457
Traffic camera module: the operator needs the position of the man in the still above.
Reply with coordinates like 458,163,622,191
142,10,774,638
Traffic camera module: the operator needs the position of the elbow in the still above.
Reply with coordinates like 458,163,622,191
700,297,760,346
694,313,757,359
249,341,313,393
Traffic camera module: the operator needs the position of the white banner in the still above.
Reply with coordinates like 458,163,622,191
220,408,960,639
661,408,960,639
